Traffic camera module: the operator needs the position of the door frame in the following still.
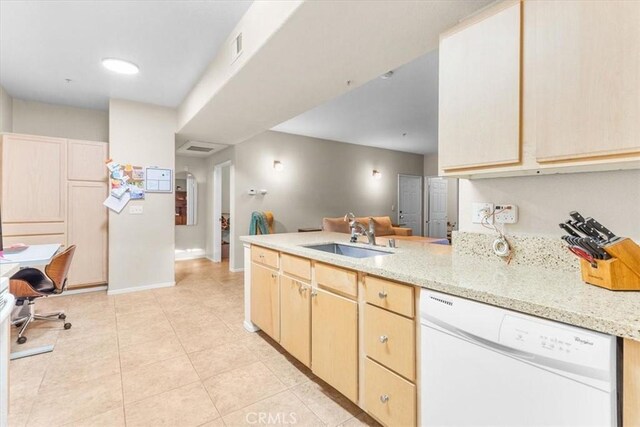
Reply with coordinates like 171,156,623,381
212,160,233,269
397,174,424,237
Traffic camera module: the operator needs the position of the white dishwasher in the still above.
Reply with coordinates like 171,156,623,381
420,290,618,427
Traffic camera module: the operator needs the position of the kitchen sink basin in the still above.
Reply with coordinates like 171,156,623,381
304,243,392,258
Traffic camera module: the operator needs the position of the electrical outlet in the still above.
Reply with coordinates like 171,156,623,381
495,204,518,224
129,205,143,215
472,202,494,224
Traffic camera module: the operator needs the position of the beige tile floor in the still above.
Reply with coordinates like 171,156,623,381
8,259,381,427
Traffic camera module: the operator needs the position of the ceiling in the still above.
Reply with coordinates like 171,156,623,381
0,0,252,110
272,50,439,155
177,0,492,147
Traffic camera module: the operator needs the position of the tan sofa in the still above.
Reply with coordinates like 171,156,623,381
322,216,413,236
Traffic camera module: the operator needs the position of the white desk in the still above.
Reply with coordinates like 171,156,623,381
0,244,61,267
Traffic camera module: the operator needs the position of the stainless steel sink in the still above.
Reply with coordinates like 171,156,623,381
303,243,392,258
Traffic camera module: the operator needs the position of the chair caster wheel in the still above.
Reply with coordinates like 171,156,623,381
64,323,72,330
58,314,66,320
17,336,27,344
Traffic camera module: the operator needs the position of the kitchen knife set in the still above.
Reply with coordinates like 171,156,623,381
559,212,640,291
559,211,619,266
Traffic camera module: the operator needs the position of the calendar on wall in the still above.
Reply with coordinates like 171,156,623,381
145,167,173,193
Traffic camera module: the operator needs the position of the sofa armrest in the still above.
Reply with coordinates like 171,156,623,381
392,227,413,236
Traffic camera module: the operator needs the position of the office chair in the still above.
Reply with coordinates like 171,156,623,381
10,245,76,344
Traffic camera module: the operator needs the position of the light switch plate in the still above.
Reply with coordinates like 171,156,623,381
129,205,143,215
495,204,518,224
472,202,494,224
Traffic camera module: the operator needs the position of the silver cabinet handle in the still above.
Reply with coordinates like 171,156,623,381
380,394,389,403
311,291,318,298
378,291,388,299
379,335,388,343
271,273,277,279
300,287,308,294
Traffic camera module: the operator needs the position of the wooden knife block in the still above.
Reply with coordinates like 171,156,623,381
580,238,640,291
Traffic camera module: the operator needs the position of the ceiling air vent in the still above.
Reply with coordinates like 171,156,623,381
176,141,228,157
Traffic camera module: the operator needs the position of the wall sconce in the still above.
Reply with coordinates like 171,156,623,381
372,170,382,180
273,160,284,172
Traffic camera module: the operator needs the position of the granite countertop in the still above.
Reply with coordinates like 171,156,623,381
240,231,640,341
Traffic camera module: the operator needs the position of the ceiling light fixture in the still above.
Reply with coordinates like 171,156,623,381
380,71,394,79
273,160,284,172
372,170,382,179
101,58,139,75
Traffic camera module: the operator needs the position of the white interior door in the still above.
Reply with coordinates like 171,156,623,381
427,177,448,238
398,175,423,236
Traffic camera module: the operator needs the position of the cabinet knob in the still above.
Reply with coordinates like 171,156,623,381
378,291,388,299
271,273,277,279
379,335,388,343
311,291,318,298
380,394,390,404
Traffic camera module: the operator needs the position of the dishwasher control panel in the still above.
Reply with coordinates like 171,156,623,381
499,315,612,370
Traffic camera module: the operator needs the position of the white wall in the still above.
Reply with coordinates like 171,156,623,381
221,165,231,213
175,155,208,259
0,86,13,133
12,99,108,141
424,153,438,176
459,170,640,240
208,131,424,270
108,99,176,293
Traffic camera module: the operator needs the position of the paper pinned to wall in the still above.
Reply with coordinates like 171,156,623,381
103,192,131,213
109,163,145,200
145,167,173,193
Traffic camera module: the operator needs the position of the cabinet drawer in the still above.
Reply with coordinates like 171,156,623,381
365,358,416,427
2,222,66,237
315,262,357,298
281,253,311,282
251,246,279,269
365,276,414,318
2,234,65,247
364,304,415,381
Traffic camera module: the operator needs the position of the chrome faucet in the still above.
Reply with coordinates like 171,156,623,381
343,213,376,245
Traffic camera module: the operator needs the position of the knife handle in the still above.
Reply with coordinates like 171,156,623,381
585,217,616,240
569,211,586,223
559,223,580,237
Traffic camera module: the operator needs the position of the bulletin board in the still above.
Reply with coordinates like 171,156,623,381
145,167,173,193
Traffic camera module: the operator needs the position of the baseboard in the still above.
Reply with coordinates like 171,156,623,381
174,249,206,261
59,285,108,296
107,281,175,295
244,320,260,333
230,267,245,273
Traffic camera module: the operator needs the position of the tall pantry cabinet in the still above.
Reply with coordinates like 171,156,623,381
1,133,108,288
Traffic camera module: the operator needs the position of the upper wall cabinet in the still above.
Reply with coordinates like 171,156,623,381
529,1,640,163
68,140,109,181
438,1,522,172
1,134,67,222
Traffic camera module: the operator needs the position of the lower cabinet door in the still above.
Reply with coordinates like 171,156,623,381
280,276,311,367
250,263,280,341
67,181,108,287
311,288,358,402
365,358,416,427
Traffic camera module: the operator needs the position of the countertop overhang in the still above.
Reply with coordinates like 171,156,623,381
241,231,640,341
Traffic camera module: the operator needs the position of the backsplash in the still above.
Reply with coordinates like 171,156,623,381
452,231,579,272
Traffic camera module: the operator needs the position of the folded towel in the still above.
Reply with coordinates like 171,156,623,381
249,211,270,235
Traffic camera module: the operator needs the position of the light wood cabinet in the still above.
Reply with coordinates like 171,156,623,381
528,1,640,163
364,304,415,381
281,253,311,282
364,276,414,318
365,358,416,427
438,0,521,171
624,339,640,426
250,263,280,341
67,140,108,181
315,262,357,298
1,134,67,222
311,288,358,403
279,275,311,367
251,246,279,270
67,182,108,287
1,134,108,288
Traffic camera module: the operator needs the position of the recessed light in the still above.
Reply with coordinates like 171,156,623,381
101,58,139,75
